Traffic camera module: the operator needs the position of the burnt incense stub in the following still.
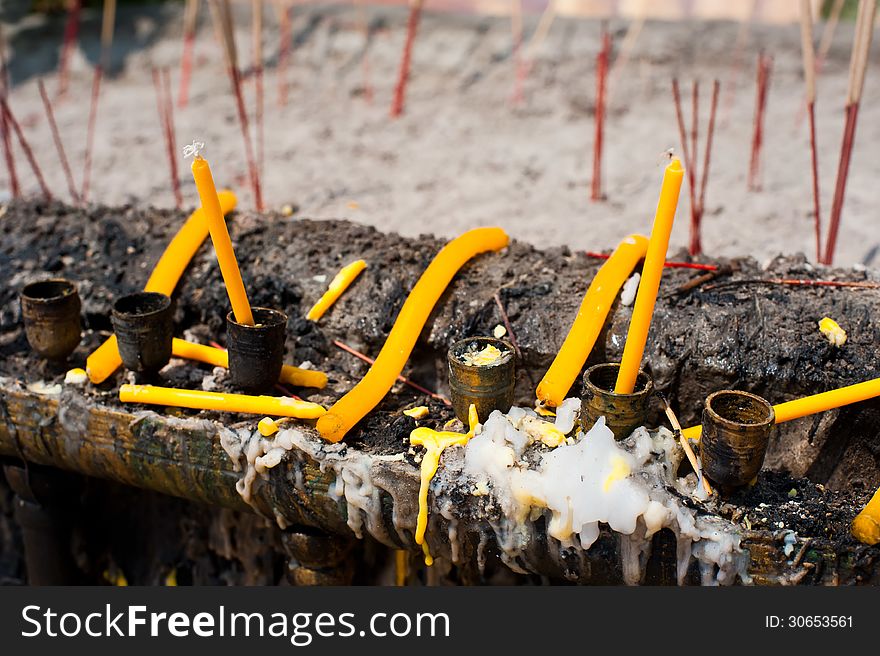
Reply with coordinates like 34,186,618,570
112,291,174,377
581,362,653,440
226,307,287,393
700,390,775,492
447,336,515,423
20,278,82,362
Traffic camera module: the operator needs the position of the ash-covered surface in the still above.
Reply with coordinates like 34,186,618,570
2,200,880,490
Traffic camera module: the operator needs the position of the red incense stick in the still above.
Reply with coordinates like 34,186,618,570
0,98,52,200
591,29,610,201
390,0,424,119
57,0,82,98
80,66,102,203
38,79,78,203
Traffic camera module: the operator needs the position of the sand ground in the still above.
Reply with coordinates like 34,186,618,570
1,2,878,267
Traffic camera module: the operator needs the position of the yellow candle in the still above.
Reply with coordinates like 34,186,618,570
86,190,238,384
681,377,880,441
119,384,326,418
191,155,254,326
536,234,649,407
306,259,368,322
410,404,478,566
853,486,880,545
317,227,509,443
170,338,327,389
615,158,684,394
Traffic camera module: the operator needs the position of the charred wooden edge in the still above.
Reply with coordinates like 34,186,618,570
1,383,873,585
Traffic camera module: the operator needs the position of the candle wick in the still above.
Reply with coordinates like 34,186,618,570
183,140,205,159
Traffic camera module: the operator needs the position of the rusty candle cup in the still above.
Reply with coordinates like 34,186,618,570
226,307,287,393
20,278,82,362
699,389,775,491
448,336,515,423
581,362,653,440
111,292,174,377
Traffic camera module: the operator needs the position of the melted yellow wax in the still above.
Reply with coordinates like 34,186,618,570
258,417,280,436
818,317,847,347
461,344,503,367
603,454,632,492
410,404,479,566
403,406,429,419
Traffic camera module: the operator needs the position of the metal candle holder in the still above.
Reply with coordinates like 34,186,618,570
447,336,515,423
20,278,82,362
581,362,654,439
226,307,287,393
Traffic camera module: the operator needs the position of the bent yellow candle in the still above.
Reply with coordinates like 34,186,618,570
853,486,880,545
317,226,509,443
616,158,684,394
306,259,367,322
119,384,326,418
410,404,478,566
681,376,880,441
191,153,254,326
536,234,649,407
170,338,327,389
86,190,238,384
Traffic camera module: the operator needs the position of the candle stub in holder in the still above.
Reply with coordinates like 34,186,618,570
447,336,515,423
111,291,174,378
226,307,287,393
581,362,654,440
20,278,82,362
699,390,775,493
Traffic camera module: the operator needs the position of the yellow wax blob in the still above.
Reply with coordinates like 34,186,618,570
192,156,254,326
853,486,880,545
681,376,880,441
317,227,509,443
258,417,280,436
170,338,328,389
64,368,88,385
818,317,847,346
616,158,684,394
410,404,479,566
306,259,368,321
403,406,429,419
86,190,238,384
603,454,632,492
395,550,409,586
460,344,503,366
119,384,326,419
534,404,556,418
520,415,566,447
536,234,650,407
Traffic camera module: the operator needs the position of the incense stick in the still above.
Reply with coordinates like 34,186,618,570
57,0,82,98
591,28,610,202
80,66,102,203
252,0,264,188
747,53,772,192
276,0,292,107
799,0,822,261
509,0,524,105
178,0,199,108
390,0,424,118
0,98,52,200
0,25,18,197
38,80,79,203
100,0,117,70
821,0,876,265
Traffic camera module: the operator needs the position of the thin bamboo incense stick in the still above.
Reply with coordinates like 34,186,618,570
390,0,424,118
252,0,264,186
38,79,79,203
209,0,262,210
0,98,52,200
822,0,876,265
698,80,719,218
671,78,698,252
80,66,101,202
509,0,524,105
178,0,199,108
161,68,182,208
817,0,845,70
57,0,82,97
591,28,610,202
101,0,117,70
799,0,822,261
275,0,292,106
0,25,18,198
690,79,699,203
747,53,772,192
